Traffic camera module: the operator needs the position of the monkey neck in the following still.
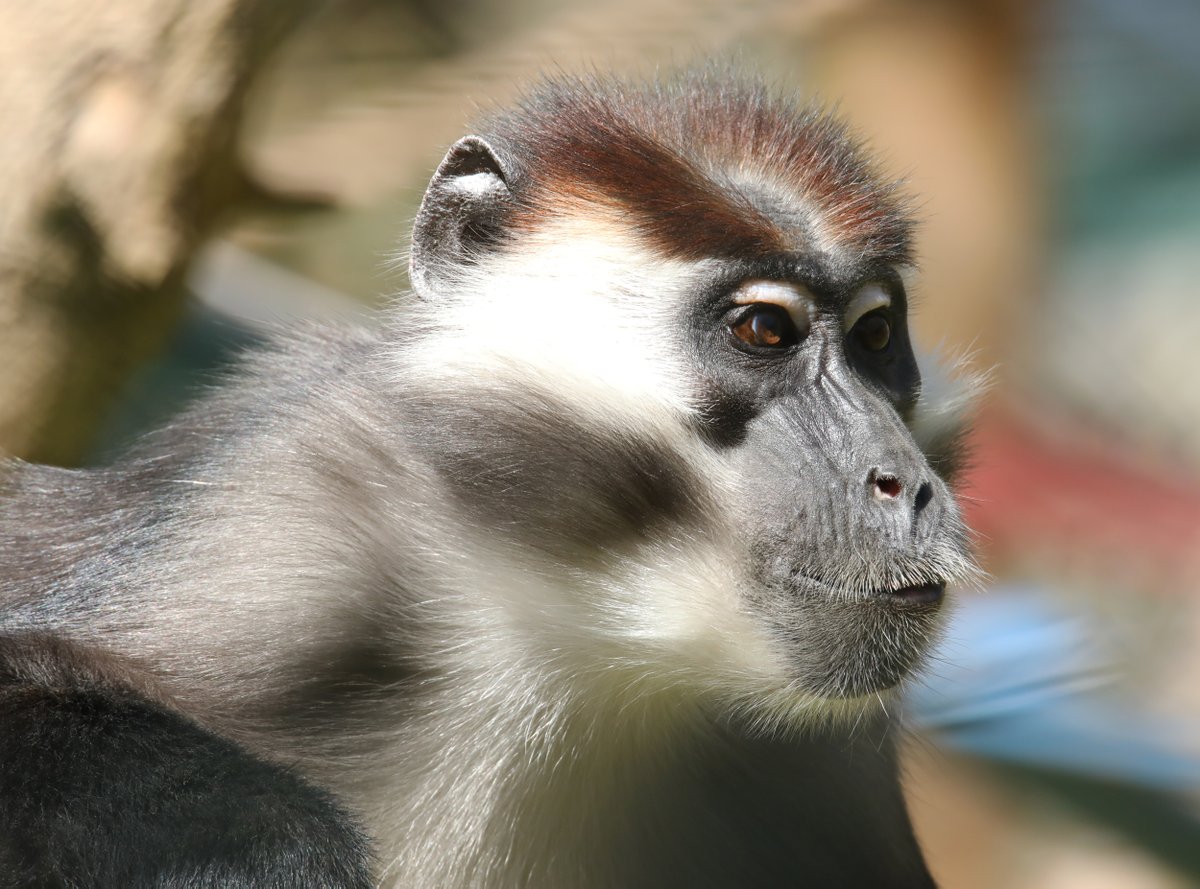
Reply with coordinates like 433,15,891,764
339,667,926,889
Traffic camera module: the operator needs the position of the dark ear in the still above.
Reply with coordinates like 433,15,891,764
409,136,514,300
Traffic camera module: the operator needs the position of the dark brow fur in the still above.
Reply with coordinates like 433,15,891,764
482,70,914,265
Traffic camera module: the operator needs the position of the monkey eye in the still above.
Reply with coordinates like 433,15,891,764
843,283,893,353
851,310,892,352
730,304,804,351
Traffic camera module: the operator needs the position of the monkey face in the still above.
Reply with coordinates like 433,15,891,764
689,272,975,701
399,72,977,723
397,231,975,721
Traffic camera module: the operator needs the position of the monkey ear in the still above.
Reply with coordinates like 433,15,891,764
409,136,514,300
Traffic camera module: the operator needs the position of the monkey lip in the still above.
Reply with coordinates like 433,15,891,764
791,573,947,609
881,580,946,606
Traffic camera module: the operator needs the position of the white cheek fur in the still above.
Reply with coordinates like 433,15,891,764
398,215,710,423
391,214,803,695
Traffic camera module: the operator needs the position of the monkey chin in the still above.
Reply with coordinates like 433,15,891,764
764,579,950,709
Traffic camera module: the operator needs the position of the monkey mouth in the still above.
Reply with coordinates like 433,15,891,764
776,574,948,699
789,572,947,610
881,580,945,606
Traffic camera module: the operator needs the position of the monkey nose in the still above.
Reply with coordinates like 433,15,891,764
866,468,935,515
869,470,902,500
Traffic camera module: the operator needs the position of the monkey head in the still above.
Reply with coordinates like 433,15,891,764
396,71,977,729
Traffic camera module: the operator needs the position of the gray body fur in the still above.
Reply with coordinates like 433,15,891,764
0,325,932,886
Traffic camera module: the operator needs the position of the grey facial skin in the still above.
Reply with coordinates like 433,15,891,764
0,70,975,888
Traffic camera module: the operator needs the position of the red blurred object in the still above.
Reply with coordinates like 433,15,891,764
960,402,1200,587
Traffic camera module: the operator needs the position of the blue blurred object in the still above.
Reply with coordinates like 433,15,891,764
910,588,1200,878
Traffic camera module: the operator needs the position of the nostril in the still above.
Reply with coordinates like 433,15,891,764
914,481,933,513
870,470,902,500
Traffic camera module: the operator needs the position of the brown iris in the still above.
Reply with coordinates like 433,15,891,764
730,304,800,350
852,311,891,352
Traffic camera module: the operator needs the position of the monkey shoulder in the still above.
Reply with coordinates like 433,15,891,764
0,634,374,889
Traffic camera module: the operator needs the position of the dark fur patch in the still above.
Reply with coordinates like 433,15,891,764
483,69,914,264
402,380,703,554
0,634,374,888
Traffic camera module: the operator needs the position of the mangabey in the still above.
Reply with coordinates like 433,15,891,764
0,70,976,888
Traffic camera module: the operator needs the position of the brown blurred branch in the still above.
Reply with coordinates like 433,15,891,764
0,0,315,465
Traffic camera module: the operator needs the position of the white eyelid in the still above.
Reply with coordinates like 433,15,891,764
732,280,813,328
843,284,892,332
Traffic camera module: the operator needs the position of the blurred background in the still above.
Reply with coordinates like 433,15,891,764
1,0,1198,885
